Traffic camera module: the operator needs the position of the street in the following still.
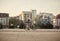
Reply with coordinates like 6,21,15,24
0,29,60,41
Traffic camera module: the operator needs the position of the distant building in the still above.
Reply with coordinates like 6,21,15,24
56,14,60,28
20,11,32,22
32,10,37,20
20,10,37,22
0,13,9,28
40,12,54,20
40,12,55,24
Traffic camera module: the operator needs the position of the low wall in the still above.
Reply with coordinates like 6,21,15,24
0,29,60,32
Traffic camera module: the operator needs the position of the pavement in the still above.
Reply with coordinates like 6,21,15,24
0,29,60,41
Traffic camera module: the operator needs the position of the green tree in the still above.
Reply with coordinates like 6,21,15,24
9,17,20,28
9,17,25,29
0,23,2,29
35,15,53,29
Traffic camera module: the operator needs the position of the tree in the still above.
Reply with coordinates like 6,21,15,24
9,17,25,29
40,22,53,29
9,17,17,28
35,15,53,29
0,23,2,29
19,20,26,29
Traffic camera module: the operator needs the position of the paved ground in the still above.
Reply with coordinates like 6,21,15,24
0,29,60,41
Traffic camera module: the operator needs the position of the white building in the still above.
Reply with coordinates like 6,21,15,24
20,10,37,22
0,13,9,28
32,10,37,20
40,12,54,20
40,12,55,24
20,11,32,22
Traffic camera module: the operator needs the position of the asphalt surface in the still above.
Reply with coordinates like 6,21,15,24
0,29,60,41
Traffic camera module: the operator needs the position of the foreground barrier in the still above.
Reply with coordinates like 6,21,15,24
0,29,60,32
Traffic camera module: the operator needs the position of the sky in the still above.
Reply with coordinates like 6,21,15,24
0,0,60,17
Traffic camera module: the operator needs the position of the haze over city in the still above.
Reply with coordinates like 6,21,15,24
0,0,60,17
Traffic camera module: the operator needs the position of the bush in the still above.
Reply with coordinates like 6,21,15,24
40,22,53,29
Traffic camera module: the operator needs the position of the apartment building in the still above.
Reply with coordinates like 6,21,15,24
0,13,9,28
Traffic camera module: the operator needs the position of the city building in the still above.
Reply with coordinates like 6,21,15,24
40,12,55,24
20,10,37,22
32,10,37,20
40,12,54,20
0,13,9,28
56,14,60,28
20,11,32,22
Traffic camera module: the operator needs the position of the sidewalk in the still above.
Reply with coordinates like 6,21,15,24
0,29,60,41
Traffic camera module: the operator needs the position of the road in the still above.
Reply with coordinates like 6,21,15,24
0,29,60,41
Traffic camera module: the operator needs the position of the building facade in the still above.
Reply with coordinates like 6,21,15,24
32,10,37,20
55,14,60,28
20,10,37,22
0,13,9,28
20,11,32,22
40,12,55,24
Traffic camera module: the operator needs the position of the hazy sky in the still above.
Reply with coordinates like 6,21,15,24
0,0,60,16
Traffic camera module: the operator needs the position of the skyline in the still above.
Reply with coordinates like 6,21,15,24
0,0,60,17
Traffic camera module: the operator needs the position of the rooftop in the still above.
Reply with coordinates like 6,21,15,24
56,14,60,19
22,11,32,14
